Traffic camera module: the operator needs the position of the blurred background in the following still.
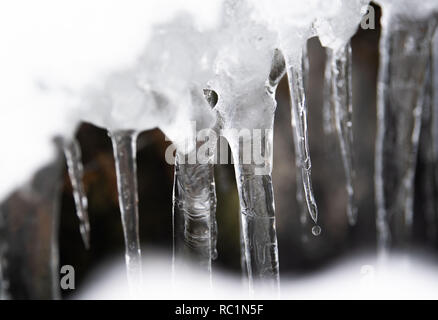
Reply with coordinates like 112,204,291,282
2,4,438,299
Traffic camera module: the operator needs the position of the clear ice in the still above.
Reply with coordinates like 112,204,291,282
374,1,438,254
110,130,143,293
207,1,283,290
62,138,90,249
5,0,436,298
329,43,357,225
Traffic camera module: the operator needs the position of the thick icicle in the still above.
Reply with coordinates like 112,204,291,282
109,130,142,294
375,12,437,254
286,53,319,229
331,43,357,225
63,138,90,249
228,140,279,292
172,151,217,273
217,49,285,292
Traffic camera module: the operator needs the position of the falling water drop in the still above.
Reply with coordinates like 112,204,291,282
63,138,90,249
109,130,142,295
312,225,321,236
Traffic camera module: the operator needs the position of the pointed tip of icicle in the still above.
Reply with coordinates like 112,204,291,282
79,223,91,250
309,203,318,225
82,237,90,250
347,204,358,227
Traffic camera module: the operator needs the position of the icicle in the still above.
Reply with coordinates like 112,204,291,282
109,130,142,294
0,209,9,300
375,12,436,255
286,52,320,232
216,49,285,292
331,42,357,226
63,138,90,249
302,41,310,89
297,46,313,240
172,151,217,273
323,48,336,134
432,25,438,245
418,49,436,243
238,213,249,284
229,144,280,292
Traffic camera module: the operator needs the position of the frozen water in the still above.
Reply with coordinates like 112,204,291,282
206,0,284,290
62,138,90,249
3,0,436,298
316,0,370,52
374,1,438,253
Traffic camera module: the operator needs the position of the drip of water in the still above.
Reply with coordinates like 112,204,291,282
172,151,217,274
375,11,437,255
312,225,321,236
109,130,142,295
286,53,319,226
330,43,357,225
63,138,90,249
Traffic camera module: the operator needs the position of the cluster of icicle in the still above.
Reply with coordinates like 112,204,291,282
374,0,438,257
12,0,436,297
38,0,369,295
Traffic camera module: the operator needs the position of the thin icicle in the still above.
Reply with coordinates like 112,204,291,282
432,26,438,245
238,212,249,285
297,47,313,240
172,151,217,274
63,138,90,249
331,43,357,225
302,41,310,89
323,48,336,134
0,209,9,300
375,12,436,255
109,130,142,294
418,49,436,242
286,53,319,229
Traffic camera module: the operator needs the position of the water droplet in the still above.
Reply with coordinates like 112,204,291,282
312,225,321,236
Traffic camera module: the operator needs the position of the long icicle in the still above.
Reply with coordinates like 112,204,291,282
418,49,436,243
63,138,90,249
109,130,142,295
375,13,436,256
432,26,438,245
223,49,285,293
286,52,320,234
172,151,217,275
297,46,312,236
331,42,357,226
